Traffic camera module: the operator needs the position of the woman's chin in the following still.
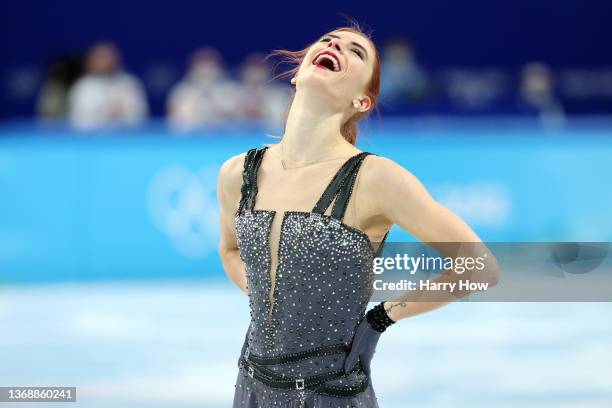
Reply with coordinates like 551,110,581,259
299,74,339,94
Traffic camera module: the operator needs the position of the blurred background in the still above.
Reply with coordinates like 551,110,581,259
1,1,612,407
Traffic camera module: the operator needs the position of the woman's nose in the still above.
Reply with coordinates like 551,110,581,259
328,40,342,52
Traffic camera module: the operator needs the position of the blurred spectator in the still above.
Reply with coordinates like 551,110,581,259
234,52,290,126
444,68,510,112
518,62,565,128
167,47,239,130
67,42,148,129
36,56,82,120
380,37,430,108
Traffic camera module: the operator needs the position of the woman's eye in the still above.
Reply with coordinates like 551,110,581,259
319,38,364,60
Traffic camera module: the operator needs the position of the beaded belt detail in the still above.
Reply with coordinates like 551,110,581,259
239,344,369,397
245,343,350,365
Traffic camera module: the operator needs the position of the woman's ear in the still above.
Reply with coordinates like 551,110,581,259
353,96,372,113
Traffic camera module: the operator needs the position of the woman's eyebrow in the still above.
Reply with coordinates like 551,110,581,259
326,33,369,60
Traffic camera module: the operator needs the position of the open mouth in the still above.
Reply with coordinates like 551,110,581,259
312,51,341,72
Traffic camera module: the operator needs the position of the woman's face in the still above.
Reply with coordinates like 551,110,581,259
295,30,377,111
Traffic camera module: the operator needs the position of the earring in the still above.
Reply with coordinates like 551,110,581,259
353,100,360,108
290,77,297,84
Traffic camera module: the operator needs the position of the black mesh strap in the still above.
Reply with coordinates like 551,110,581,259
236,147,267,215
317,379,370,397
239,355,368,395
330,153,370,220
237,148,258,215
311,153,362,215
245,147,267,211
239,332,368,396
311,152,369,218
246,344,350,366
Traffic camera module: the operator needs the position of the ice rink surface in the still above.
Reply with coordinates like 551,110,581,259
1,279,611,408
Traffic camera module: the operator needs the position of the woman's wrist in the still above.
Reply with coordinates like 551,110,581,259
382,301,403,322
366,302,396,332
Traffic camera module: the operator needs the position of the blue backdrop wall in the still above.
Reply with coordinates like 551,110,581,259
1,120,611,283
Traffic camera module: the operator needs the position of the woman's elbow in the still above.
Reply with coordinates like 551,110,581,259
482,255,501,287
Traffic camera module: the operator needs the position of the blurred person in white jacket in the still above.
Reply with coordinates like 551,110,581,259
167,47,239,130
235,52,291,127
68,42,148,129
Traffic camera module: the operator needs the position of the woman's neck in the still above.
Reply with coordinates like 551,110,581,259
280,90,353,162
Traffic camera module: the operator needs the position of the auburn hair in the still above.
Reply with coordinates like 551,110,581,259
266,20,380,145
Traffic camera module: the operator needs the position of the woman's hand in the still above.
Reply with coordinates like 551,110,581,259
344,303,396,375
343,317,382,376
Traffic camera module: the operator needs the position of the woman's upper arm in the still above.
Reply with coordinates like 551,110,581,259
365,156,481,244
368,156,500,284
216,152,246,251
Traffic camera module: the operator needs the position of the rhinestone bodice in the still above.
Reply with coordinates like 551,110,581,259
234,146,387,386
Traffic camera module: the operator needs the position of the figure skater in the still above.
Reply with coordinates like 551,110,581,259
217,22,500,408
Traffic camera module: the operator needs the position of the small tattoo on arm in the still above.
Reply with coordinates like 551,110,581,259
385,302,407,313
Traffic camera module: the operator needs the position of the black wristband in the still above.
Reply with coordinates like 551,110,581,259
366,302,396,333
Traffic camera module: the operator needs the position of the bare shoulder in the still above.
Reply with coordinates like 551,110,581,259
217,151,248,206
352,153,435,231
358,152,434,216
219,151,246,181
360,154,422,192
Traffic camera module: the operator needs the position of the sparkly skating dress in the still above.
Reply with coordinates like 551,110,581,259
232,146,388,408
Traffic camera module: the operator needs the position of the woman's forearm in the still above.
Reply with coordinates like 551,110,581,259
383,255,499,322
382,269,461,322
381,239,501,322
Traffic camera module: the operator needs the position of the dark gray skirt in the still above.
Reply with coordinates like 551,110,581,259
232,366,380,408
